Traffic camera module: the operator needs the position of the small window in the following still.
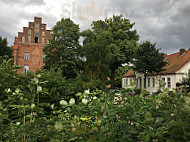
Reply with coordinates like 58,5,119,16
162,78,166,88
24,65,29,74
153,78,155,88
148,78,150,87
167,77,171,88
34,37,38,43
130,78,132,84
144,78,146,88
125,78,128,86
24,53,30,60
34,32,39,43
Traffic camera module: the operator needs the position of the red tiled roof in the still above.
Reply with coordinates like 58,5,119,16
123,69,135,77
123,49,190,77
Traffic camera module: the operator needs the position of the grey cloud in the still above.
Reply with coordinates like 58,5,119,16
104,0,190,53
1,0,45,6
0,0,190,54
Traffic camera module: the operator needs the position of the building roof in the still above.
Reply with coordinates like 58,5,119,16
123,49,190,77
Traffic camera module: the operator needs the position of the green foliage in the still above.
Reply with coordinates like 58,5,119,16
83,15,139,88
133,41,167,89
0,36,13,58
176,75,190,93
133,41,167,75
81,29,112,82
1,58,190,141
1,18,190,141
43,18,82,79
114,65,130,88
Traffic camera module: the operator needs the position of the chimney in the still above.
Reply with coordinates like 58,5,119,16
180,49,185,56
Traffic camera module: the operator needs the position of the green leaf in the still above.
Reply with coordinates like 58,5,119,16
145,112,154,121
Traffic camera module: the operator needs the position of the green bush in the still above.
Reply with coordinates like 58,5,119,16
1,59,190,141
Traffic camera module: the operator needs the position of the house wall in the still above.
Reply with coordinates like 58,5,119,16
122,77,135,88
13,17,51,74
122,73,188,94
176,61,190,77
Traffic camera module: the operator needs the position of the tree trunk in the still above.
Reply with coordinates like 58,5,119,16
111,69,115,89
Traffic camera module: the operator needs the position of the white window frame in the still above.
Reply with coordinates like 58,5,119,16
130,78,132,84
167,77,171,88
153,78,155,88
24,53,30,60
162,78,166,88
125,78,128,86
24,65,29,74
148,78,150,87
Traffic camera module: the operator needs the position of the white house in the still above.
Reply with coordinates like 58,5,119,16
122,49,190,94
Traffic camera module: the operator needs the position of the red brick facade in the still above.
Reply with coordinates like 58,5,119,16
13,17,51,74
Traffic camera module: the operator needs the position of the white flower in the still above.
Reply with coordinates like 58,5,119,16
54,121,63,132
20,96,23,100
69,98,75,105
82,98,88,105
31,103,36,109
60,100,68,106
37,74,41,78
51,104,55,109
16,122,20,125
33,78,39,84
37,86,42,92
15,88,20,94
7,88,11,93
93,96,97,100
84,89,90,94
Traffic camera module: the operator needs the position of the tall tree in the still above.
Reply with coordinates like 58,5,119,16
81,30,112,82
85,15,139,88
133,41,167,88
43,18,81,79
0,36,12,58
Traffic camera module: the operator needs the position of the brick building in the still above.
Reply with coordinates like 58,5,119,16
13,17,51,74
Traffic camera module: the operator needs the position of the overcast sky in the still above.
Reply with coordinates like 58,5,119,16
0,0,189,54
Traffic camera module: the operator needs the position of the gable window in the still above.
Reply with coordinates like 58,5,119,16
167,77,171,88
24,53,30,60
24,65,29,74
153,78,155,88
148,78,150,87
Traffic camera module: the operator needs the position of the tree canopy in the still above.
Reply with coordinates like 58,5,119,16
0,36,12,58
81,29,112,82
43,18,82,79
82,15,139,88
133,41,167,88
